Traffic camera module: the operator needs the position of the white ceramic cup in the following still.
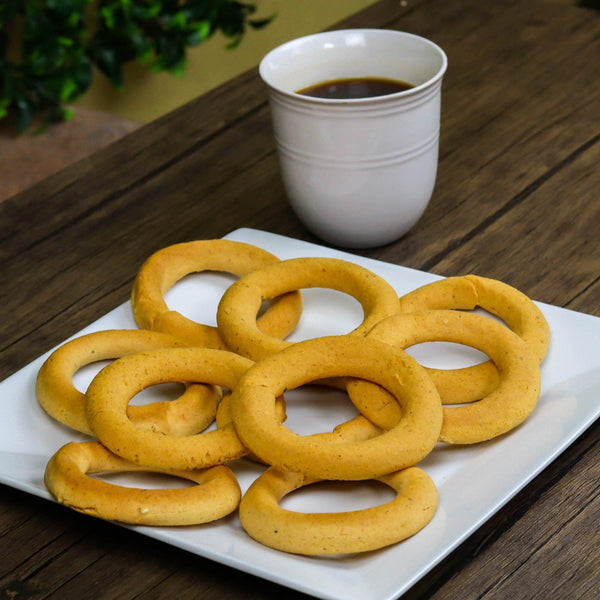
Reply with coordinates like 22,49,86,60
259,29,447,248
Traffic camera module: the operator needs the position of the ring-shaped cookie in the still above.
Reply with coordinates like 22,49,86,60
85,348,254,470
230,335,442,480
45,441,241,526
397,275,550,403
239,466,437,555
350,310,541,444
217,257,401,360
36,329,221,436
239,414,436,555
131,239,303,349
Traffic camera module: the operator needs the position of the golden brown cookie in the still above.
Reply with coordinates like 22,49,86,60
351,310,541,444
85,347,254,469
239,414,437,555
36,329,221,436
131,239,303,348
230,335,442,479
217,256,401,360
45,441,240,526
397,274,550,403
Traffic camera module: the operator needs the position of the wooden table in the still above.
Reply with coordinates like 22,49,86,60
1,0,599,598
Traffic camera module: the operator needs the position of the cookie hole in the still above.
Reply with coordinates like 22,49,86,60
165,271,236,326
286,288,363,341
281,479,396,513
129,382,187,406
406,341,489,369
281,386,359,436
90,471,194,489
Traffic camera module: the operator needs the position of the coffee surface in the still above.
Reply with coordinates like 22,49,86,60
297,77,413,99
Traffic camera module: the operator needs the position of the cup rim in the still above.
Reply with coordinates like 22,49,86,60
259,28,448,104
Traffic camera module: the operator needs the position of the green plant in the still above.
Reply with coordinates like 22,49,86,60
0,0,273,132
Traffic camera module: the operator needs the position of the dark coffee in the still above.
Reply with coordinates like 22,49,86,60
297,77,414,99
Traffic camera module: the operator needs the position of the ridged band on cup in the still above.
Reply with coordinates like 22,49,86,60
275,129,439,168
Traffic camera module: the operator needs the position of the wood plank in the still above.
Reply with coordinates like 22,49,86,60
0,105,277,375
489,492,600,599
566,278,600,315
0,491,108,594
43,538,309,600
426,136,600,311
441,427,599,600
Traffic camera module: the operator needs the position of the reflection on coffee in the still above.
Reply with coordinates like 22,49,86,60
297,77,414,99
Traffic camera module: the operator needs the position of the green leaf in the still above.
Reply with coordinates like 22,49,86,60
131,2,161,20
225,35,243,50
186,20,212,45
57,36,74,47
61,106,74,121
60,77,78,101
168,56,186,77
93,45,123,87
169,11,187,30
249,16,274,30
138,47,154,65
101,6,116,29
197,19,212,37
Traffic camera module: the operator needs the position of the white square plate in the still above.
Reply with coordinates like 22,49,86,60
1,228,599,600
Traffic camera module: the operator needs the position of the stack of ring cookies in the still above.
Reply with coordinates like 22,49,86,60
37,238,549,556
